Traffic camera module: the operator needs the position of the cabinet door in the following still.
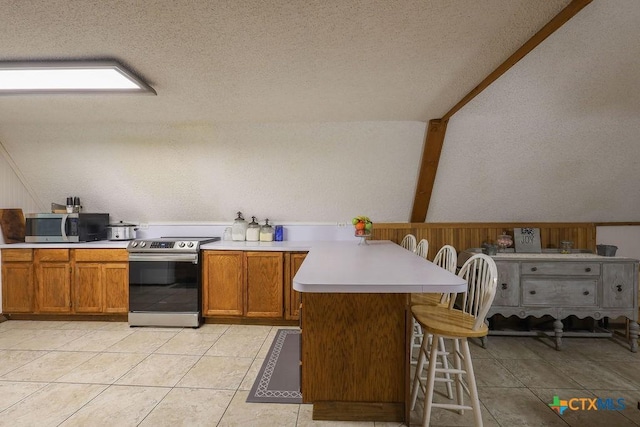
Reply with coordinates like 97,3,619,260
203,251,244,316
37,262,71,313
74,263,103,313
103,263,129,313
493,261,519,307
602,263,636,308
285,252,307,320
1,262,34,313
245,251,283,318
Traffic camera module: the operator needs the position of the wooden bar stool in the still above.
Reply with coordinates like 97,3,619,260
410,245,458,397
411,253,497,427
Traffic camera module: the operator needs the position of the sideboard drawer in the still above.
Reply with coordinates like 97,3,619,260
522,279,598,306
521,262,600,276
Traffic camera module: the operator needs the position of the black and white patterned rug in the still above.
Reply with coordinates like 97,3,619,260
247,329,302,404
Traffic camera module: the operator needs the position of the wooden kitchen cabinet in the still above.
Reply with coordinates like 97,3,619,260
73,249,129,313
203,251,244,316
35,249,72,313
245,251,283,318
284,252,307,320
1,248,128,315
202,250,285,319
1,249,35,313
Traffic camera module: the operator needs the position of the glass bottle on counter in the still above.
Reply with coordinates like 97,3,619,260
246,216,260,242
259,219,274,242
232,212,248,241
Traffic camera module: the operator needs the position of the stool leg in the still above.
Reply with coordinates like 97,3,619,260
461,338,483,427
452,338,464,414
422,332,440,427
411,333,429,410
437,336,454,399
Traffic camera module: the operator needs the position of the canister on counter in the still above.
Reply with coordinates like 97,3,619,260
274,225,283,241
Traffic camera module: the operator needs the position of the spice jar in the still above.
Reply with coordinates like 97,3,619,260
259,219,274,242
246,216,260,242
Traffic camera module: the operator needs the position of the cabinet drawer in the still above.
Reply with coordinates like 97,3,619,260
522,278,598,306
1,249,33,262
74,249,128,262
35,249,69,262
521,262,600,276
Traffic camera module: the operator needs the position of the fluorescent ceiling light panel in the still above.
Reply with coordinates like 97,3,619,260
0,61,156,95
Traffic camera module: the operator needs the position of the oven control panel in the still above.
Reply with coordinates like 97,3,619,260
127,239,199,252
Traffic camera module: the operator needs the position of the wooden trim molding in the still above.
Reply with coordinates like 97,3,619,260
371,222,597,261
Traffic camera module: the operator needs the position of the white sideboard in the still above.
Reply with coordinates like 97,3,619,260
460,250,639,352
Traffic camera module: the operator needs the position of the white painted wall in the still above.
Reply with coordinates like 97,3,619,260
0,146,42,244
0,122,426,224
596,226,640,260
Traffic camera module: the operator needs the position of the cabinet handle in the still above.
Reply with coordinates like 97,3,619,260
529,290,536,295
585,267,591,272
531,267,537,272
501,283,508,290
583,291,589,296
616,285,623,292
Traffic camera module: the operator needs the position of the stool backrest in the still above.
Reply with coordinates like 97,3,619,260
455,253,498,331
400,234,417,253
415,239,429,259
433,244,457,274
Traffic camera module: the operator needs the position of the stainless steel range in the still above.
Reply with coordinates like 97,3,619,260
127,237,220,328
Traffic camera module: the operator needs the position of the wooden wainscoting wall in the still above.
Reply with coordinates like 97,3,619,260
370,223,596,261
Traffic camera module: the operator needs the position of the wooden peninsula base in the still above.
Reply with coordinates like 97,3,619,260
301,292,410,422
293,241,467,423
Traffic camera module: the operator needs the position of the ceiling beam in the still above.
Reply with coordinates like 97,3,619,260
410,0,593,223
410,119,448,223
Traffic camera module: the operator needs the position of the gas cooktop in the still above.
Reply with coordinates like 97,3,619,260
126,236,220,253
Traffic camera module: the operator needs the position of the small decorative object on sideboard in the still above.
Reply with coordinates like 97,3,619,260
352,215,373,245
596,244,618,257
560,240,573,254
514,227,542,253
496,232,513,253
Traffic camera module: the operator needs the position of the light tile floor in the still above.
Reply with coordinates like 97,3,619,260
0,319,638,426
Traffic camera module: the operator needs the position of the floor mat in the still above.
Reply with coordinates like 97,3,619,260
246,329,302,404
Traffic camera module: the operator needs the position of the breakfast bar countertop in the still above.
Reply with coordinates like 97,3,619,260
293,240,467,293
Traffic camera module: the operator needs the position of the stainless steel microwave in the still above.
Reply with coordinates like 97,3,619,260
25,213,109,243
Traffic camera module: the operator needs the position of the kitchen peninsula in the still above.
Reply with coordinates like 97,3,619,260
293,240,466,423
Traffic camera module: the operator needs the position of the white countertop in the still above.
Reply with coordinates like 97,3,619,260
0,240,318,251
293,240,467,293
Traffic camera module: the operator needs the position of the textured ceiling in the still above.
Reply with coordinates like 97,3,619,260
3,0,637,225
0,0,570,124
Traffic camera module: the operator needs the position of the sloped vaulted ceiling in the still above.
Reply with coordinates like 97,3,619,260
0,0,637,223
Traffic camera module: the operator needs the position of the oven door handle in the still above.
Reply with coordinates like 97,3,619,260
128,253,199,264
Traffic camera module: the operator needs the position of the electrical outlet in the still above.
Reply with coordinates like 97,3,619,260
138,223,149,230
337,222,348,227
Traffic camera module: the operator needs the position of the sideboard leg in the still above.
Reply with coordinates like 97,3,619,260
629,321,638,353
553,319,563,351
